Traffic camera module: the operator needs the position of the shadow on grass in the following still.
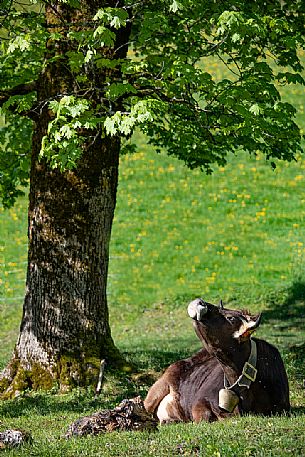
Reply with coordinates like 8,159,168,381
291,406,305,416
126,347,192,371
0,349,191,419
262,279,305,324
0,390,108,419
260,279,305,352
261,280,305,387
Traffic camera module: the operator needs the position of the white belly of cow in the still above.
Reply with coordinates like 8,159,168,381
157,393,175,424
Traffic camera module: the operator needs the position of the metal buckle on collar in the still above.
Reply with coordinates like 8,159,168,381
242,362,257,382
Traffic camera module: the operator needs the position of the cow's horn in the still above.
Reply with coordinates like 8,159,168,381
251,313,262,329
219,299,224,310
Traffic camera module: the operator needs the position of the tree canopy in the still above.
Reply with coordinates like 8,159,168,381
1,0,304,208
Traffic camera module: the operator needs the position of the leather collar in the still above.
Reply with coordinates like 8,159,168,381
224,339,257,391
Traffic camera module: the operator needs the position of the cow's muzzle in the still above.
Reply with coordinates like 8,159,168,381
188,298,208,322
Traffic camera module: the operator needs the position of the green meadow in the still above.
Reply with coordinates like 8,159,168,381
0,60,305,454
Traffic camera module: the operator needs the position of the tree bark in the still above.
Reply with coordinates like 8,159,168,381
0,1,131,397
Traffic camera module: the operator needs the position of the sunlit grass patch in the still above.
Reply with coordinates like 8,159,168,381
108,146,305,316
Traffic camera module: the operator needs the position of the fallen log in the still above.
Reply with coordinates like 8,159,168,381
0,429,32,449
65,397,158,438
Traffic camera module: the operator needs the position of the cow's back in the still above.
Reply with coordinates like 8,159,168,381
251,338,290,414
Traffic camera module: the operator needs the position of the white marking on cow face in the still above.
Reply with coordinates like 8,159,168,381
188,298,208,321
233,316,261,340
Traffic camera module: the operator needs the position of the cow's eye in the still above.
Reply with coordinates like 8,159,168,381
227,316,237,323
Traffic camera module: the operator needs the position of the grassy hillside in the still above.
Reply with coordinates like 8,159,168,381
0,61,305,454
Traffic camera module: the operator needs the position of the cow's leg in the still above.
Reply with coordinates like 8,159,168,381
145,381,185,424
145,362,186,423
144,376,170,415
192,399,217,423
212,404,239,420
156,386,186,424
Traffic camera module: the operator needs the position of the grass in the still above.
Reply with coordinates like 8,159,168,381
1,60,305,454
0,410,304,456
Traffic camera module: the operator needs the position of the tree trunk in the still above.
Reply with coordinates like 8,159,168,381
0,1,131,397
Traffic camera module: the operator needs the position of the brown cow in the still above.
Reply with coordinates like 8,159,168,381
144,298,290,423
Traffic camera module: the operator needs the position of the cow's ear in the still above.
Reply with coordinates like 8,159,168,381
234,314,262,340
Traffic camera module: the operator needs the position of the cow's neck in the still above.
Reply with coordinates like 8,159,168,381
207,340,252,385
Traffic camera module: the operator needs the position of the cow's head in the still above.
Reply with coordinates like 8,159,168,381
188,298,261,352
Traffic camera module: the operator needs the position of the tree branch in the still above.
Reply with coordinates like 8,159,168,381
0,81,37,107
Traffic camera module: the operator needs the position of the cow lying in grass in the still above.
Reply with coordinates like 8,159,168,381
145,298,290,423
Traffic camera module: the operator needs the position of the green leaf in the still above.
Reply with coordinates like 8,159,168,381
110,16,121,29
7,34,31,53
277,72,305,85
67,51,85,72
169,1,183,13
231,33,241,43
249,104,261,116
104,116,119,136
93,26,115,47
60,125,73,139
84,49,95,63
106,83,137,100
